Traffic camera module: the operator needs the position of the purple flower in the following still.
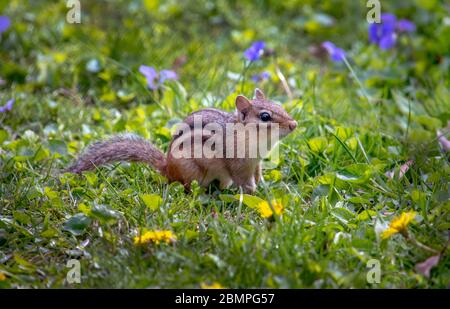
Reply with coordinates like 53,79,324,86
369,14,415,49
139,65,158,89
0,99,14,113
244,41,266,62
321,41,346,62
0,16,11,33
159,70,178,83
378,34,396,49
139,65,178,90
437,132,450,152
251,71,271,82
396,19,416,33
437,121,450,152
368,13,397,49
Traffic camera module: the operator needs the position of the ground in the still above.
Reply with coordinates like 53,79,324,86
0,1,449,288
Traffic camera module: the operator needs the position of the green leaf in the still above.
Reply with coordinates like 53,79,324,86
117,90,136,103
331,207,354,222
235,194,265,209
16,145,34,161
44,187,58,199
63,213,92,236
335,127,353,141
0,129,8,144
308,137,328,153
219,194,265,209
48,140,67,156
336,164,371,184
414,115,442,131
160,87,175,113
357,210,377,221
83,172,98,186
312,184,330,200
267,170,282,182
393,90,425,116
185,229,199,241
14,254,35,270
143,0,159,13
90,204,120,224
218,194,237,203
140,194,163,211
13,211,31,225
347,196,370,204
78,203,91,215
34,147,50,161
41,228,58,238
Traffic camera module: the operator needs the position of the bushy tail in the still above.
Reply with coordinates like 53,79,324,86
66,134,167,175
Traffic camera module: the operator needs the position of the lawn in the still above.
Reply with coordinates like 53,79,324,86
0,0,449,288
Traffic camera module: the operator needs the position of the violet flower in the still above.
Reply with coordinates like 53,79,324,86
321,41,346,62
0,16,10,33
437,121,450,152
159,70,178,83
244,41,266,62
0,99,14,113
251,71,270,82
396,19,416,33
385,160,413,179
139,65,178,90
369,13,416,49
368,13,397,49
437,132,450,152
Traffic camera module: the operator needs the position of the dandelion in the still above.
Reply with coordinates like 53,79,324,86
256,199,284,218
133,230,177,245
0,272,6,281
139,65,178,90
381,211,416,239
244,41,266,62
251,71,270,83
0,99,14,113
200,282,225,289
0,16,11,34
321,41,346,62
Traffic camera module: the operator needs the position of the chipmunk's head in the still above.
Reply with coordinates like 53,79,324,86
235,88,297,138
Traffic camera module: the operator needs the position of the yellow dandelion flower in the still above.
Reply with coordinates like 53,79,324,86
256,199,284,218
200,282,225,289
133,230,177,245
382,211,416,239
0,272,6,281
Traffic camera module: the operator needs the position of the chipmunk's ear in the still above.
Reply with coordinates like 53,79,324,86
235,95,252,112
254,88,265,100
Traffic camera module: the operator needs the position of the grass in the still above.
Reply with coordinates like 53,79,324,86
0,1,449,288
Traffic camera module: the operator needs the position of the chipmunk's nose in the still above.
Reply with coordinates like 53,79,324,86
289,120,298,131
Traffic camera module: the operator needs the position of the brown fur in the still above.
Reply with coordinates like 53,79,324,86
66,89,297,193
66,134,167,175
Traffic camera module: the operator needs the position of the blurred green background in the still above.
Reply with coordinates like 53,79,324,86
0,0,449,288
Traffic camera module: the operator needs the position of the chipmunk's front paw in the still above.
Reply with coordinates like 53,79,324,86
232,176,256,194
242,182,256,194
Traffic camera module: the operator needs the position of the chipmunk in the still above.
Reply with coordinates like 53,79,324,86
66,88,297,193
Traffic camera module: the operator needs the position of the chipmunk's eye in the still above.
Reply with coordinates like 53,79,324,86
260,112,271,122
